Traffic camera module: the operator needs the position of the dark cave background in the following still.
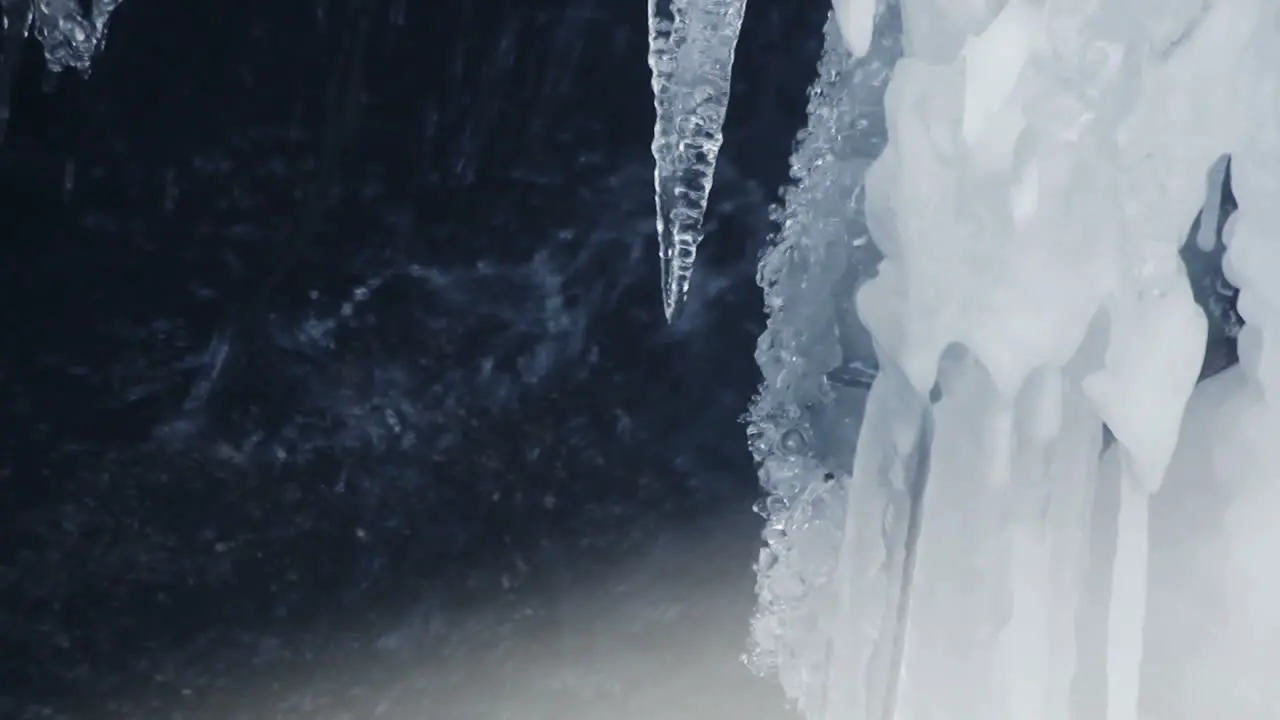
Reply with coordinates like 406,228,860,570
0,0,830,715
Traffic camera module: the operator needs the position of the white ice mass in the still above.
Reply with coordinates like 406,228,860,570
725,0,1280,719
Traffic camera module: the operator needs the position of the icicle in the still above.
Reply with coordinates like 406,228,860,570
1039,380,1104,720
32,0,97,73
0,0,125,145
1105,454,1150,720
647,0,746,321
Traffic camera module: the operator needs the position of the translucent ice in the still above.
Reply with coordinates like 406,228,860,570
647,0,747,320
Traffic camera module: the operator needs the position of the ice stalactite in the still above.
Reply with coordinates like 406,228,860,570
646,0,746,320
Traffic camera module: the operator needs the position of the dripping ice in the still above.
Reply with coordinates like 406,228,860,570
646,0,746,320
0,0,125,143
734,0,1280,719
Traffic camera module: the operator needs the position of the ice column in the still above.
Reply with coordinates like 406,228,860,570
647,0,746,320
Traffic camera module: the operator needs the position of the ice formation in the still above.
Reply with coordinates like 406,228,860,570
0,0,123,142
647,0,746,320
743,1,1280,719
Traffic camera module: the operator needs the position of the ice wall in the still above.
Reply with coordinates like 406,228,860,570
748,1,1280,719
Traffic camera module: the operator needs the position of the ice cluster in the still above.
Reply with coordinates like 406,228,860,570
0,0,124,141
711,1,1280,718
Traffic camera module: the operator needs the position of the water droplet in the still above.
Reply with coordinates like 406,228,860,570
779,428,807,455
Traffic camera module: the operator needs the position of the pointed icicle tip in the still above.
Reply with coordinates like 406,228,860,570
660,249,689,323
663,287,686,323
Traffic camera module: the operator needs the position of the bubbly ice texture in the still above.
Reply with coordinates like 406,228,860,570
647,0,746,320
747,1,1280,718
745,12,898,715
0,0,124,142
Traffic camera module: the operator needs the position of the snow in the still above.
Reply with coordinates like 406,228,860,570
742,0,1280,718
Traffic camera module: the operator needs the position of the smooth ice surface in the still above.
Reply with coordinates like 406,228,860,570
746,1,1280,718
647,0,746,320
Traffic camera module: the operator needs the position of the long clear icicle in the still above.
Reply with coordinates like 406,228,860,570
646,0,746,321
